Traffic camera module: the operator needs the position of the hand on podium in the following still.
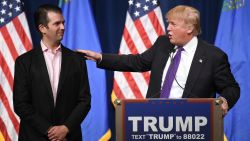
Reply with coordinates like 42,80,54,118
219,97,229,117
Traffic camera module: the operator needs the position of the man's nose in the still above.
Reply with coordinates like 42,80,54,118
60,23,65,30
167,24,171,31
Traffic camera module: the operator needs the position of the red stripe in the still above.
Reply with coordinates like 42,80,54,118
0,52,13,91
0,26,19,60
148,10,165,36
0,86,19,134
123,27,139,54
12,16,32,51
142,72,150,85
113,80,125,99
123,27,150,84
123,72,144,98
134,19,152,49
0,117,12,141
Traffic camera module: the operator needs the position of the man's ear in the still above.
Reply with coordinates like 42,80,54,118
38,24,47,35
186,25,194,34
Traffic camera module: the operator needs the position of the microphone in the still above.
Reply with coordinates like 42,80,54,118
168,47,185,90
148,90,162,98
168,46,176,54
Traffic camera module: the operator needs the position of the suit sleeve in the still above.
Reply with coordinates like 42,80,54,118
213,52,240,109
97,36,162,72
13,57,52,136
63,59,91,132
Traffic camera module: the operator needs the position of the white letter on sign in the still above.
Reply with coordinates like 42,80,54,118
195,116,207,132
144,116,158,132
128,116,142,132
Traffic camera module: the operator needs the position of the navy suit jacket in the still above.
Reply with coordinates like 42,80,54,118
98,35,240,109
13,45,91,141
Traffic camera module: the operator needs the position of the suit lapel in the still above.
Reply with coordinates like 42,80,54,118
33,46,54,104
152,43,174,97
183,40,206,98
57,46,70,96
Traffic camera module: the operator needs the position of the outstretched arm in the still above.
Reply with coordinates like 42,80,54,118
77,49,102,62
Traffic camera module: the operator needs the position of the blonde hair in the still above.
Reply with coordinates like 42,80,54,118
166,5,201,36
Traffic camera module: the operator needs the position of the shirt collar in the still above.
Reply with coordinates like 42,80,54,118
182,36,198,54
41,40,61,53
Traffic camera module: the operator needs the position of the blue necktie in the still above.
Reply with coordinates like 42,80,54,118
160,47,184,98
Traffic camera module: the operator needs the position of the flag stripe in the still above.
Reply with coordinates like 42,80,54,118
134,19,152,49
153,7,166,34
123,72,144,98
12,16,32,51
0,118,11,141
18,13,32,43
0,33,15,77
148,9,165,36
0,27,19,60
123,27,139,54
0,68,16,113
0,52,14,90
130,72,148,97
6,22,28,56
0,98,18,141
124,14,147,53
113,80,125,99
114,72,136,99
140,14,158,44
123,27,150,83
0,86,19,133
142,72,150,85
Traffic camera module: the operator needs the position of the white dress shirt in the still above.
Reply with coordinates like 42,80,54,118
161,37,198,98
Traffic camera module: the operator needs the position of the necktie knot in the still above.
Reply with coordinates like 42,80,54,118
177,47,184,52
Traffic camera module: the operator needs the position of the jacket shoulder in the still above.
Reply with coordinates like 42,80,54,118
15,48,36,63
199,39,226,55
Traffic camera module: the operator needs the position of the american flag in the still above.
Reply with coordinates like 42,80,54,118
0,0,32,140
111,0,165,102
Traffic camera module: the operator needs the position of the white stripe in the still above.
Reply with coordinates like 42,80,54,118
0,100,18,141
130,72,148,98
123,13,147,53
154,7,166,33
0,33,15,77
6,21,27,55
18,12,32,44
117,38,149,98
140,14,158,45
114,72,136,99
119,37,131,55
0,68,16,114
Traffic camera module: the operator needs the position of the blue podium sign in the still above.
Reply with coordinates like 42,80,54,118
115,99,223,141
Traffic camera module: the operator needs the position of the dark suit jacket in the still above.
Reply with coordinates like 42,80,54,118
98,35,240,109
13,45,91,141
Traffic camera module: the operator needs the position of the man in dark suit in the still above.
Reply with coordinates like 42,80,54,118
79,6,240,115
13,4,91,141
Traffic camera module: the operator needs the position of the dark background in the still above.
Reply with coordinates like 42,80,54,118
23,0,224,139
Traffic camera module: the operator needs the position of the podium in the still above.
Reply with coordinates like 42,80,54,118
115,98,223,141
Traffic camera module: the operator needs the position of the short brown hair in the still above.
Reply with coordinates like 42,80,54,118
34,4,62,31
166,5,201,36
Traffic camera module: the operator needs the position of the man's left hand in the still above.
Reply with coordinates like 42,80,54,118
48,125,69,141
219,97,229,117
